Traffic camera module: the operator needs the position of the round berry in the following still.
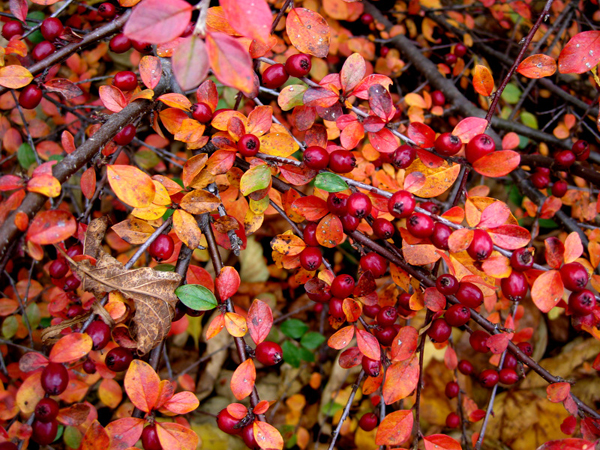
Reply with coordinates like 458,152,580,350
328,297,345,319
454,43,467,57
407,213,435,238
141,424,162,450
469,330,490,353
479,369,499,388
41,362,69,395
502,353,517,370
510,248,534,271
64,274,81,291
467,229,493,261
572,140,589,156
149,234,174,261
113,124,136,145
431,90,445,106
303,146,329,170
49,259,69,279
537,167,551,176
359,413,378,431
19,84,43,110
445,381,459,398
40,18,63,41
377,306,398,327
560,262,589,292
35,398,59,423
303,223,319,247
2,21,23,40
360,13,374,25
431,222,451,250
420,201,440,215
238,134,260,157
363,304,380,319
98,3,117,19
191,102,213,123
455,282,484,309
458,359,474,376
329,150,356,173
184,304,205,317
445,304,471,327
373,218,395,240
173,301,186,321
361,252,388,278
388,190,416,219
330,274,355,299
87,320,111,350
105,347,133,372
466,134,495,164
531,171,550,189
32,41,56,62
391,145,416,169
216,408,242,435
299,247,322,271
327,192,349,216
501,270,528,302
551,180,568,198
434,133,462,157
341,214,359,232
498,368,518,385
32,419,58,445
517,342,533,356
113,71,138,91
347,192,372,219
110,33,132,53
67,243,83,257
436,274,459,295
242,423,258,449
285,53,311,78
362,356,381,377
0,442,17,450
66,304,84,319
262,64,289,89
380,46,389,57
83,358,96,374
132,40,153,54
569,289,596,316
374,325,396,346
427,318,452,342
446,412,460,429
555,150,576,169
445,53,457,65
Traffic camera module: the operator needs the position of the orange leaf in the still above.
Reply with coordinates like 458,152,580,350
123,0,192,44
16,370,44,414
56,404,92,427
328,325,355,350
254,420,284,450
564,232,583,264
158,93,192,111
488,225,530,250
317,213,344,248
216,266,241,300
99,85,128,112
517,54,557,78
248,299,273,345
254,400,270,415
473,65,494,96
224,312,247,337
286,8,330,58
124,360,161,413
81,421,110,450
246,106,273,137
486,332,512,354
227,403,248,419
156,422,199,450
343,298,363,322
105,417,145,450
98,378,123,409
162,391,199,414
424,287,446,312
404,172,426,193
383,355,419,404
391,326,418,362
172,210,202,250
0,65,33,89
478,201,510,228
291,196,328,221
452,117,488,144
139,56,163,89
558,31,600,74
205,314,225,339
206,32,255,95
179,189,219,214
27,174,61,198
442,206,465,224
473,150,520,178
356,329,380,361
547,382,571,403
531,270,564,313
375,410,413,446
231,358,256,400
221,0,272,45
49,332,93,363
27,210,76,245
340,53,366,94
448,228,474,254
81,167,96,200
424,434,461,450
106,165,156,208
271,233,306,256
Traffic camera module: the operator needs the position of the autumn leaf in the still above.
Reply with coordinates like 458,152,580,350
248,299,273,345
206,31,256,95
123,0,192,44
424,434,461,450
383,355,419,404
271,233,306,256
27,210,76,245
156,422,199,450
124,360,160,412
558,31,600,74
473,65,494,96
106,165,156,208
517,54,557,78
375,409,413,446
49,333,93,363
231,358,256,400
531,270,564,313
286,8,330,58
0,65,33,89
221,0,271,45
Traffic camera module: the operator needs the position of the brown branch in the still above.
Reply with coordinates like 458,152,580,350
520,154,600,186
327,370,365,450
413,310,433,449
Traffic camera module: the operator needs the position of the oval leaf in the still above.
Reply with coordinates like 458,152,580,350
314,172,349,192
558,30,600,74
517,54,557,78
473,65,494,96
175,284,218,311
49,333,93,363
375,410,414,446
286,8,330,58
106,165,156,208
473,150,520,178
231,358,256,400
531,270,564,313
248,299,273,345
27,210,76,245
123,0,192,44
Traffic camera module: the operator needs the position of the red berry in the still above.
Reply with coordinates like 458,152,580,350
173,301,186,322
87,320,111,350
407,213,435,238
391,145,416,169
327,192,349,216
141,424,162,450
359,413,378,431
32,41,56,62
113,124,137,145
32,419,58,445
427,318,452,342
466,134,495,164
420,201,440,215
498,368,518,385
347,192,372,219
479,369,499,388
431,90,445,106
560,262,589,292
446,412,460,428
19,84,43,110
242,423,258,449
238,134,260,157
430,222,451,250
362,356,381,377
436,274,459,295
299,247,322,271
555,150,576,169
35,398,59,423
341,214,360,232
552,180,568,198
388,190,416,219
41,18,63,41
531,171,550,189
328,297,345,319
434,133,462,157
262,64,289,89
184,304,205,317
445,304,471,327
98,3,117,19
149,234,174,261
373,218,395,239
537,167,551,176
285,53,311,78
63,274,81,291
217,408,242,435
330,274,355,299
360,13,374,25
0,442,17,450
110,33,132,53
191,102,213,123
454,43,467,57
255,341,283,366
458,359,474,375
469,330,490,353
303,223,319,247
456,282,483,309
572,139,589,156
363,304,381,319
41,362,69,395
66,304,84,319
501,270,528,302
510,248,533,271
2,21,23,40
105,347,133,372
361,252,388,278
113,71,138,91
502,353,517,370
329,150,356,173
445,53,457,65
569,289,596,316
377,306,398,327
445,381,459,398
467,229,493,261
380,46,389,57
49,259,69,279
83,358,96,374
374,325,396,346
132,40,153,54
517,341,533,356
303,146,329,170
67,243,83,257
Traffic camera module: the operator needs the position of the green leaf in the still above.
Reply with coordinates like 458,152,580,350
18,143,36,169
520,111,538,130
280,319,309,339
539,218,558,229
501,83,521,104
26,11,45,44
154,263,176,272
48,155,64,162
135,149,161,169
2,316,17,339
240,164,272,196
282,340,301,368
321,400,344,417
26,302,40,329
314,172,349,193
175,284,218,312
300,331,326,350
63,426,82,449
299,346,315,363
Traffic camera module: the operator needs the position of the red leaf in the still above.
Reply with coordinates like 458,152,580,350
216,266,240,300
407,122,435,148
105,418,145,450
472,65,494,96
339,346,363,368
27,210,76,245
486,332,511,354
452,117,488,144
172,35,209,91
43,78,83,100
227,403,248,419
303,87,339,108
81,167,96,200
531,270,564,313
124,360,160,413
547,382,570,403
206,32,255,95
221,0,271,45
353,74,394,100
368,127,399,153
49,333,93,363
375,410,413,446
558,31,600,74
369,84,394,121
254,400,270,415
139,56,163,90
341,53,366,95
0,175,25,191
473,150,520,177
356,329,380,361
81,421,110,450
291,195,328,221
537,439,596,450
316,213,344,248
156,422,199,450
517,54,557,79
545,237,565,269
19,352,48,372
231,358,256,400
478,201,510,228
248,299,273,345
123,0,192,44
424,287,446,312
9,0,27,22
564,232,583,264
391,326,418,362
383,355,419,404
98,85,128,112
286,8,330,58
424,434,461,450
253,421,284,450
487,224,530,250
328,325,354,350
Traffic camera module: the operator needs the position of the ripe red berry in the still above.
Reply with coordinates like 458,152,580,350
560,262,589,292
363,304,380,318
517,342,533,356
446,412,460,428
109,33,132,53
572,140,589,156
465,134,495,164
388,190,416,218
391,145,416,169
454,43,467,57
445,381,459,398
377,306,398,327
431,222,451,250
502,353,517,370
445,304,471,327
361,252,388,278
0,442,18,450
555,150,576,169
531,171,550,189
372,218,395,240
458,359,474,376
445,53,457,65
35,398,59,423
329,150,356,173
327,192,349,216
306,283,331,304
434,133,462,157
499,368,519,385
285,53,311,78
374,325,396,346
360,13,374,25
407,213,435,238
456,282,483,309
331,274,355,299
141,424,162,450
262,64,289,89
19,84,43,110
299,247,322,271
64,274,81,291
83,358,96,374
569,290,596,316
467,229,493,261
87,320,111,350
436,274,459,295
105,347,133,372
242,423,258,449
347,192,372,219
303,223,319,247
2,21,23,40
420,201,440,215
479,369,499,388
98,3,117,19
41,18,64,41
431,90,445,106
113,124,137,145
341,214,360,232
149,234,174,261
501,270,528,302
329,297,345,319
552,180,568,198
238,134,260,157
217,408,242,435
303,146,330,170
67,243,83,257
184,304,205,317
66,304,84,319
255,341,283,366
359,413,378,431
32,41,56,62
113,71,138,91
537,167,551,176
362,356,381,377
49,259,69,279
469,330,490,353
427,318,452,342
510,248,534,271
32,419,58,445
132,40,152,54
41,362,69,395
191,102,213,123
380,46,389,57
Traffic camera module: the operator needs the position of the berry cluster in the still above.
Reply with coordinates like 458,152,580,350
216,409,259,449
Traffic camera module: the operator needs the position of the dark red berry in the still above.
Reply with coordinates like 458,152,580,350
262,64,289,89
407,213,435,238
347,192,372,219
105,347,133,372
40,18,63,41
374,325,396,346
454,43,467,57
255,341,283,366
445,53,457,65
362,356,381,377
132,40,153,54
328,297,345,319
552,180,568,198
285,53,311,78
531,171,550,189
359,413,378,431
113,124,137,145
510,248,533,271
499,368,518,385
502,353,517,370
469,330,490,353
2,21,23,40
537,167,551,176
446,412,460,428
49,259,69,279
41,362,69,395
329,150,356,173
87,320,111,350
397,292,411,311
299,247,322,271
373,218,395,240
467,229,493,261
458,359,474,375
113,71,138,91
63,275,81,291
360,252,388,278
32,419,58,445
360,13,374,25
149,234,174,261
238,134,260,157
517,342,533,357
341,214,360,232
363,304,381,319
217,408,242,435
35,398,59,423
388,190,416,219
19,84,43,110
434,133,462,157
242,423,258,449
431,90,445,106
141,424,162,450
445,304,471,327
327,192,349,216
303,223,319,247
303,146,329,170
555,150,576,169
436,274,459,295
67,243,83,257
420,201,440,215
331,274,355,299
66,304,84,319
572,140,589,156
191,102,213,123
173,301,186,321
184,304,205,317
501,270,528,302
479,369,499,388
445,381,459,398
455,282,483,309
377,306,398,327
560,262,589,292
32,41,56,62
83,358,96,374
431,222,451,250
569,289,596,316
110,33,132,53
465,134,495,164
98,3,117,19
380,46,389,57
0,442,18,450
391,145,416,169
427,318,452,342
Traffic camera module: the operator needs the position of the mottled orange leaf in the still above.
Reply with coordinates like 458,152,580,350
328,325,354,350
391,326,418,362
81,421,110,450
124,360,160,413
375,410,413,446
156,422,199,450
356,329,380,361
206,32,255,94
231,358,256,400
0,65,32,89
49,333,93,363
158,93,192,111
172,210,202,250
383,355,419,404
27,174,61,198
105,417,145,450
517,54,557,79
106,165,155,208
317,213,344,248
271,232,306,256
547,382,570,403
531,270,564,313
564,232,583,264
98,378,123,409
286,8,330,58
472,65,494,96
424,434,461,450
224,312,247,337
205,314,225,339
27,210,76,245
248,299,273,345
473,150,520,178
